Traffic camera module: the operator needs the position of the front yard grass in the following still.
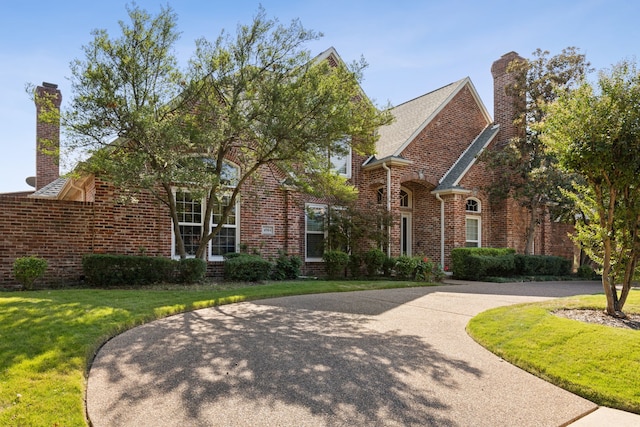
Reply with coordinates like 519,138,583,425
467,290,640,414
0,279,433,426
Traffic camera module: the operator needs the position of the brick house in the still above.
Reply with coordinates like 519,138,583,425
0,50,575,286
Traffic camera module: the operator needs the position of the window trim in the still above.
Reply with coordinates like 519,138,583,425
305,203,327,262
208,194,240,261
465,197,481,213
465,215,481,248
171,160,241,261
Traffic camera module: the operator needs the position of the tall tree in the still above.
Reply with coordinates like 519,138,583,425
542,59,640,317
485,48,591,254
64,4,391,259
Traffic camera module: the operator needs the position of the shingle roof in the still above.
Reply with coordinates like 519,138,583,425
29,177,68,199
435,124,499,192
375,78,469,159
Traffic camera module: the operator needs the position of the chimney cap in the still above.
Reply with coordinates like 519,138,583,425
42,82,58,89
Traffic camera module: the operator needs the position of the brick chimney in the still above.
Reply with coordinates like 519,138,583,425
34,82,62,190
491,51,525,145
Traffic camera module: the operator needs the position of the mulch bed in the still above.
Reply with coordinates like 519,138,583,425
554,309,640,330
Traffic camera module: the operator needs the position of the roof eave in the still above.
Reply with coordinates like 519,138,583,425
362,156,414,171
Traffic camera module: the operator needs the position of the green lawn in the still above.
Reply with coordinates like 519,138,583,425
0,280,432,426
467,290,640,414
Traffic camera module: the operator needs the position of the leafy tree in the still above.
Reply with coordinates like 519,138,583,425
542,60,640,317
64,4,391,259
485,48,591,254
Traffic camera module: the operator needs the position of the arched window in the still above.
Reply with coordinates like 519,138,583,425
400,189,411,208
466,198,480,213
465,198,481,247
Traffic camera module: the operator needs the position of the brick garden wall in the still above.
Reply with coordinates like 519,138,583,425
0,195,94,287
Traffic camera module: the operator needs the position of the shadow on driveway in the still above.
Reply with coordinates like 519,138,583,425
87,280,601,426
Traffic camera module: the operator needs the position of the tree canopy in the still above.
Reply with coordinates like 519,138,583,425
542,59,640,316
64,4,391,259
484,48,591,254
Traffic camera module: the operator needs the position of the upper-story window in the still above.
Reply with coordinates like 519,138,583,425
329,136,352,178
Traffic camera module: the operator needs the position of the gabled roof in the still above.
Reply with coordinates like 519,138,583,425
434,124,499,192
374,77,491,160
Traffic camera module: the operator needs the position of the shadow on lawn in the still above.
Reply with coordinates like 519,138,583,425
88,297,482,426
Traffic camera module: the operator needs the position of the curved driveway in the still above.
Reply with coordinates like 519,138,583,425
87,280,607,426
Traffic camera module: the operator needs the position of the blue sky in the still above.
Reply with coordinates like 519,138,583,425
0,0,638,193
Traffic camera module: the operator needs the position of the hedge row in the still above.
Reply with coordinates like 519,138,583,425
322,249,446,282
82,254,206,287
223,252,302,282
451,248,571,280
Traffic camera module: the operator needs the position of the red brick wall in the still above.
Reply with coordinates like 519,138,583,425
0,196,93,287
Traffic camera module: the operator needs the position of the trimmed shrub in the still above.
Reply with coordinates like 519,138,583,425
13,256,48,290
82,254,175,287
224,253,272,282
270,252,301,280
322,250,349,279
451,248,516,279
515,254,571,276
467,254,517,280
176,258,207,283
363,248,386,277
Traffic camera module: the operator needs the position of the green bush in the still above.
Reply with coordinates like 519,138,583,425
13,256,48,290
270,252,301,280
515,254,571,276
348,253,362,278
82,254,175,287
176,258,207,283
451,248,516,279
577,264,596,279
363,248,386,277
224,253,273,282
467,254,517,279
395,256,418,279
322,250,349,279
382,256,396,277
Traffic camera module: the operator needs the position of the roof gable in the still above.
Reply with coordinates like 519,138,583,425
375,77,491,159
434,124,499,192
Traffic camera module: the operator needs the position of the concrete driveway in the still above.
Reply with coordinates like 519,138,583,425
87,280,616,426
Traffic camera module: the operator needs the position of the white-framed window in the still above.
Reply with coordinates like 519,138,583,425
400,188,412,208
174,191,203,257
465,198,481,247
172,161,240,260
209,194,239,260
305,204,327,261
329,137,352,178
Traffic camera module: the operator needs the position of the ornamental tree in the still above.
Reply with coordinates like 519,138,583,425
64,4,391,259
542,60,640,317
